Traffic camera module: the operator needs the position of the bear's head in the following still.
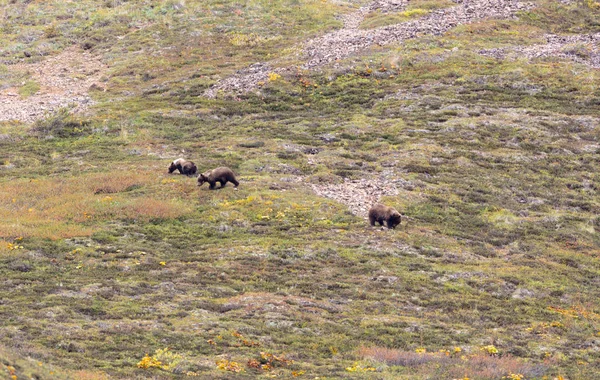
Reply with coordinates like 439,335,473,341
168,161,181,174
388,211,401,229
197,174,207,186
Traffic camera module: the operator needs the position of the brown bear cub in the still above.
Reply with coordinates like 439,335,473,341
168,158,197,176
368,204,401,229
197,167,239,189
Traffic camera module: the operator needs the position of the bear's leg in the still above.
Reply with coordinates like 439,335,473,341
369,216,376,226
209,182,216,190
378,218,384,226
231,179,239,187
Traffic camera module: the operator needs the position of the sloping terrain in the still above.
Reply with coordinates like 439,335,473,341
0,46,107,123
0,0,599,379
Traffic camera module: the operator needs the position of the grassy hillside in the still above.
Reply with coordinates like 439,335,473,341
1,0,599,379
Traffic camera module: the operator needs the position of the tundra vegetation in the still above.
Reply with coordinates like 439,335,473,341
0,0,599,379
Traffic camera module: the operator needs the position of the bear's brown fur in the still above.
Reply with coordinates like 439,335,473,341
368,204,401,229
168,158,197,176
197,167,239,189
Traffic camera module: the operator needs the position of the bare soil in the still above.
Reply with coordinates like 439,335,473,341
0,47,108,124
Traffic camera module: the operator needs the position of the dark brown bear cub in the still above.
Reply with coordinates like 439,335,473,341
197,167,239,189
168,158,197,176
368,204,401,229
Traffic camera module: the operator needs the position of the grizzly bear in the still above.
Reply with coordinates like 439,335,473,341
368,204,401,229
197,167,239,189
168,158,197,176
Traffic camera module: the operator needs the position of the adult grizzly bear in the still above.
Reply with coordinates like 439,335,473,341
197,167,239,189
168,158,197,176
368,204,401,229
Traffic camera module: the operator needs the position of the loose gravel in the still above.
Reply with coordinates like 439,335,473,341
303,0,533,68
0,47,107,124
310,178,400,217
204,0,534,97
479,33,600,68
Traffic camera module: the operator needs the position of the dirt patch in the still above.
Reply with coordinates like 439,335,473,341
309,177,400,217
204,63,289,99
0,46,108,124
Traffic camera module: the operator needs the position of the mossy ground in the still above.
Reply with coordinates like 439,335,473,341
1,0,599,379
